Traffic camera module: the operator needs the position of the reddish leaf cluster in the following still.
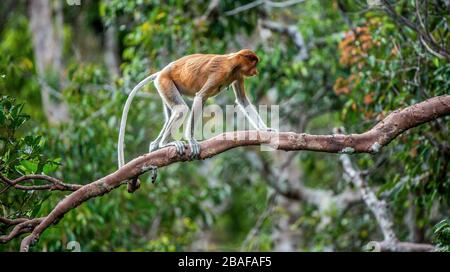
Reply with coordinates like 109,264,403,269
339,26,375,68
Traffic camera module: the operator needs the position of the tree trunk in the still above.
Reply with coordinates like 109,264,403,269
104,25,120,79
271,154,302,252
28,0,69,124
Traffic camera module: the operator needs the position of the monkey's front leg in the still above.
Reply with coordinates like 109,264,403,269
232,80,277,132
237,98,278,132
184,94,204,159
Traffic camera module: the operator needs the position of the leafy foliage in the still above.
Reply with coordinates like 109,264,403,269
433,219,450,252
0,0,448,251
0,96,60,222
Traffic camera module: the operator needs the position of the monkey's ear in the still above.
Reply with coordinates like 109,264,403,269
238,50,260,63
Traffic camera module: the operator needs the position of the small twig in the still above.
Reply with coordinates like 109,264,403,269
380,0,450,60
225,0,306,16
240,192,277,251
265,0,306,8
0,217,29,226
0,173,82,193
0,217,44,244
225,0,264,16
256,151,361,212
261,20,308,61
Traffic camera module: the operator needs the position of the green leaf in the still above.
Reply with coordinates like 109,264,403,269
434,219,450,234
43,162,59,174
20,159,38,173
0,109,5,125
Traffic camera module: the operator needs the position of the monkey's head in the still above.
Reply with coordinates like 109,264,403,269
236,49,260,77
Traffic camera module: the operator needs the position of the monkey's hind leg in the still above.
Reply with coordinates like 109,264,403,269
154,76,189,156
157,101,188,156
145,105,172,185
149,104,172,153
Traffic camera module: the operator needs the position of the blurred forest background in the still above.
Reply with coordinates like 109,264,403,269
1,0,449,252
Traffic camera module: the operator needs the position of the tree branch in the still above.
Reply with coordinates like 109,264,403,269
261,20,308,61
366,241,436,252
12,94,450,251
380,0,450,61
338,143,436,252
0,173,82,193
0,218,44,244
257,151,361,211
0,217,30,226
225,0,306,16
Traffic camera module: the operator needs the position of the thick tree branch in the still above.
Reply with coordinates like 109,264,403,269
13,95,450,251
366,241,436,252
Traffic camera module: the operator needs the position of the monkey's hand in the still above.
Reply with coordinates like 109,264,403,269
188,138,201,159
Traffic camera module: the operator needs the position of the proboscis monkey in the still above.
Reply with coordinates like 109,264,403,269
117,49,275,184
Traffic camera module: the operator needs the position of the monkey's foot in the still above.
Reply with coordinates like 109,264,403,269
188,138,201,159
149,140,161,153
162,140,186,156
148,165,158,184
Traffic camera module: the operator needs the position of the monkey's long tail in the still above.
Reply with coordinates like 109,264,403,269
117,72,159,168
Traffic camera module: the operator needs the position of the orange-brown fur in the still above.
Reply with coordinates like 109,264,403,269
118,49,264,172
159,49,259,98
